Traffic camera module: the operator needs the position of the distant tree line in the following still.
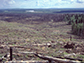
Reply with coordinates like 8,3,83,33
65,14,84,36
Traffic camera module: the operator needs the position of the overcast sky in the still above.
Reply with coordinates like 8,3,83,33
0,0,84,9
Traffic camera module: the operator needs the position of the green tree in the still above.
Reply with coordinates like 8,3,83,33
65,14,84,37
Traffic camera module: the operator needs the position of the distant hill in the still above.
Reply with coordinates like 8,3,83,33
0,8,84,14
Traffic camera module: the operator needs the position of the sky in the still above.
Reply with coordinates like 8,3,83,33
0,0,84,9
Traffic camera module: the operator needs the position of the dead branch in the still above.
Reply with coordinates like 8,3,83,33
5,60,48,63
56,57,83,61
34,54,81,63
33,43,51,46
18,51,35,54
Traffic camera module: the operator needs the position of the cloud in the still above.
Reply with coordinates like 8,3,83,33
76,0,84,3
8,0,15,4
53,0,72,6
25,0,84,8
4,0,15,5
0,0,84,9
0,0,15,8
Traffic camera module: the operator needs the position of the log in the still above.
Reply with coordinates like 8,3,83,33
18,51,49,55
33,43,51,46
5,60,48,63
18,51,35,54
33,43,57,47
34,54,81,63
56,57,83,61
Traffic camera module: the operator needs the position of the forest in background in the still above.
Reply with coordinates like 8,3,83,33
65,14,84,37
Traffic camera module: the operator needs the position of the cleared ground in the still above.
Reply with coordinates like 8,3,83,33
0,13,84,62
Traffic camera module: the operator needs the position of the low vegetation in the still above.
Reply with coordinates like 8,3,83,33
0,13,84,62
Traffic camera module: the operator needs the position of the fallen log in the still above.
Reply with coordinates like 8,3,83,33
18,51,35,54
33,43,51,46
5,60,48,63
34,54,81,63
56,56,83,61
